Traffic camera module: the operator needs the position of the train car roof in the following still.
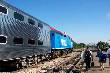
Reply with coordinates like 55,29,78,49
0,0,50,27
50,26,73,41
50,27,64,35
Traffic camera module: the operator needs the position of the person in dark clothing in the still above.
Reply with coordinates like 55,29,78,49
98,50,107,70
84,47,92,71
96,49,101,57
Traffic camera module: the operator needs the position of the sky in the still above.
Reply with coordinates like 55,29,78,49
5,0,110,44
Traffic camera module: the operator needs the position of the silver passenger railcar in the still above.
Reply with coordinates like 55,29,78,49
0,0,51,61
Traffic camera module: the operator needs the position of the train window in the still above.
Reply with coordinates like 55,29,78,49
38,23,43,28
68,37,70,39
38,40,43,45
0,6,7,14
28,19,35,25
0,36,6,43
52,33,54,36
13,37,23,44
64,35,66,37
14,12,24,21
28,39,35,45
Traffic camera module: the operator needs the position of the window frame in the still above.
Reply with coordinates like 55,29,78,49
64,35,66,37
14,12,24,21
13,37,23,45
52,33,54,36
38,22,43,29
28,39,35,45
0,5,8,15
28,18,35,25
38,40,43,45
0,35,7,44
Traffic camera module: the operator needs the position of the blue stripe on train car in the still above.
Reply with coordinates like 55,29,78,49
50,31,73,49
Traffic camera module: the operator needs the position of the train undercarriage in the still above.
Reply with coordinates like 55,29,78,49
0,49,73,72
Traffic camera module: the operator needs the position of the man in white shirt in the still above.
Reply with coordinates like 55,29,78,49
81,48,85,61
80,48,92,61
106,46,110,66
80,47,93,71
80,48,85,70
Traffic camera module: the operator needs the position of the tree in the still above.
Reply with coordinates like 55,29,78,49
79,43,86,48
73,41,86,49
96,41,109,50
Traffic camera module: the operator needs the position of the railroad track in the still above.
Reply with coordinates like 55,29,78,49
0,49,83,73
9,51,81,73
39,52,81,73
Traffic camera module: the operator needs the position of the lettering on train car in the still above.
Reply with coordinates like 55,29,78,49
61,39,67,46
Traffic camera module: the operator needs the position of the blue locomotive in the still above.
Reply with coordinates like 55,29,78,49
50,27,73,49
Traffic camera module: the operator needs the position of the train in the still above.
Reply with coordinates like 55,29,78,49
50,27,73,49
0,0,73,69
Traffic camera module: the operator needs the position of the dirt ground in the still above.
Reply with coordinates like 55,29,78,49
81,52,110,73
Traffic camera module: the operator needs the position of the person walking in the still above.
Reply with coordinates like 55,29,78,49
98,50,107,70
80,48,85,62
106,46,110,66
80,48,86,69
96,49,102,66
96,49,101,57
84,47,92,71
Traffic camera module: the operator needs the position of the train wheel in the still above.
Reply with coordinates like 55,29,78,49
25,57,30,67
46,53,52,60
16,59,22,69
31,55,36,65
0,60,17,72
60,50,63,56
